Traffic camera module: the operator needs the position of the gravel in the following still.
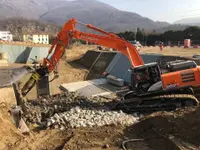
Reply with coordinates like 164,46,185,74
22,92,139,130
45,106,138,129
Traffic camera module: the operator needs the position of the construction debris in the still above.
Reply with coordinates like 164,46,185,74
45,106,138,129
22,92,139,129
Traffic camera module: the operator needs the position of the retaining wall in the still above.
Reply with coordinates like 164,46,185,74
75,50,117,79
0,44,50,63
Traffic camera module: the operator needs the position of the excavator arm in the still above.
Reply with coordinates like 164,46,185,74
44,18,144,73
21,18,144,96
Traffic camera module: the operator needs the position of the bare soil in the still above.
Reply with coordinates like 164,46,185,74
0,45,200,150
140,46,200,57
128,107,200,150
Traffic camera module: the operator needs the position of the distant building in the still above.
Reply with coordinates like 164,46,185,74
23,33,49,44
0,31,13,41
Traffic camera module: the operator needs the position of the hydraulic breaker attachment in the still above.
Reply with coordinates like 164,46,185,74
21,67,50,97
21,72,40,97
36,75,50,97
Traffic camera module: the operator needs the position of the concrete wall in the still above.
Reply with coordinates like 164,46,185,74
74,50,117,80
0,44,50,63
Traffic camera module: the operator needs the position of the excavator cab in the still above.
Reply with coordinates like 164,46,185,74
131,60,198,97
131,62,163,96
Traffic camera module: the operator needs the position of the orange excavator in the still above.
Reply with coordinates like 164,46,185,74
18,18,200,112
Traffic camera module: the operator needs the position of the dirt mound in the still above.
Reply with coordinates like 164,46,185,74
0,88,23,149
15,125,127,150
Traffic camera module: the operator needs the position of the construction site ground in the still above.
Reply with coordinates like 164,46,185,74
1,45,200,150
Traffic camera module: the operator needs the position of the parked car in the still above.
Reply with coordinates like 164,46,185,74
129,40,142,50
192,54,200,59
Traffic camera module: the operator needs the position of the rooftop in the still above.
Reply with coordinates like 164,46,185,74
23,31,49,35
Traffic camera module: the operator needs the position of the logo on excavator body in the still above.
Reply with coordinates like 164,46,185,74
80,35,98,42
166,84,178,89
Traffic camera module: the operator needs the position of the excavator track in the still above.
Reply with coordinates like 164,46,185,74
114,94,199,113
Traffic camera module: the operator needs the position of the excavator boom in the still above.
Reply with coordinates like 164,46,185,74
43,18,144,73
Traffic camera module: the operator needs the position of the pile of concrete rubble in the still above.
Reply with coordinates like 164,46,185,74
23,92,139,129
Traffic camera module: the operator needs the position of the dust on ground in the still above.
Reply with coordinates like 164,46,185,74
0,45,200,149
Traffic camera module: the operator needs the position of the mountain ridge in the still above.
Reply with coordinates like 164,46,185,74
174,16,200,26
0,0,171,32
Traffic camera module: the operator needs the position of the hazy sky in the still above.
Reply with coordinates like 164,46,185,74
98,0,200,23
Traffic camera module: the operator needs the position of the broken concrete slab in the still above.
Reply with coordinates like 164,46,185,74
60,79,121,97
106,75,124,87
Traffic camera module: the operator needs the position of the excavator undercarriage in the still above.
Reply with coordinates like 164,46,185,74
115,87,199,113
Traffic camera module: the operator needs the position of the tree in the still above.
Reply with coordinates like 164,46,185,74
117,31,136,41
116,25,200,46
136,28,144,41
